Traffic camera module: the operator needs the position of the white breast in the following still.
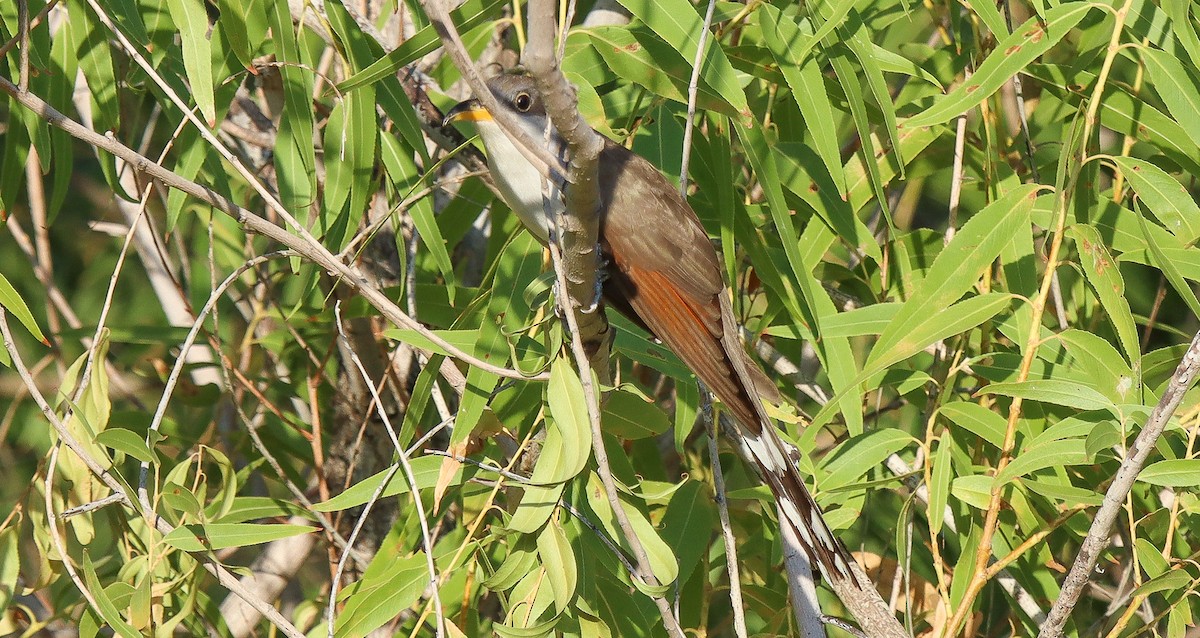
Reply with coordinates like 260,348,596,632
474,120,563,244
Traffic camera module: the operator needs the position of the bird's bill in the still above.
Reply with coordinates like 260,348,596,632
442,99,491,126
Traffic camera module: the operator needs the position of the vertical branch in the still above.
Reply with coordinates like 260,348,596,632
524,0,611,368
701,392,749,638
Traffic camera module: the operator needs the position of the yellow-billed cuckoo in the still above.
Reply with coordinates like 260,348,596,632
445,73,857,587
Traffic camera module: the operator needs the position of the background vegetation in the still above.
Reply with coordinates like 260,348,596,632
1,0,1199,636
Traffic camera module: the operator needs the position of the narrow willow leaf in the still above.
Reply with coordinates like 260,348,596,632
616,0,750,120
313,456,469,511
585,472,678,587
0,528,19,616
1138,460,1200,487
1141,47,1200,151
0,272,47,344
165,0,215,125
451,233,542,446
996,438,1088,484
928,434,955,535
820,429,916,491
1163,0,1200,65
545,358,593,482
871,186,1038,368
1030,64,1200,176
81,553,141,638
906,3,1091,128
94,428,155,464
868,293,1012,375
602,390,670,440
268,0,316,216
585,26,741,119
1129,570,1192,598
536,520,578,613
758,5,846,195
1134,200,1200,318
1113,157,1200,244
1068,225,1140,366
162,522,316,551
982,379,1116,413
335,553,429,638
939,401,1006,449
659,481,714,581
338,0,504,92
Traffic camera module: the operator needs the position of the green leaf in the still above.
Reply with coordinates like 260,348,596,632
981,380,1116,413
996,438,1088,484
658,480,714,581
165,0,215,125
94,428,155,464
820,429,916,492
584,25,742,119
267,0,315,217
758,5,846,195
869,293,1013,375
584,472,677,587
928,434,955,535
615,0,749,121
951,475,993,509
1068,225,1140,366
338,0,504,92
1029,64,1200,176
869,185,1039,370
0,271,47,345
1141,47,1200,151
383,328,480,357
601,390,670,440
336,553,429,638
1112,157,1200,244
81,553,141,638
162,522,316,552
1134,199,1200,318
536,519,578,613
1138,460,1200,488
905,3,1092,128
939,402,1006,449
544,358,593,482
0,527,19,616
1130,569,1191,598
1135,537,1169,579
314,456,471,512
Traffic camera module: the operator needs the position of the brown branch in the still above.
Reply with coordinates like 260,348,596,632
524,0,611,369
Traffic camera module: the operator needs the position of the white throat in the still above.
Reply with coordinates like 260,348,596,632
475,119,566,244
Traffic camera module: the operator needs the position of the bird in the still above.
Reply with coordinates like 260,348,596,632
444,72,858,589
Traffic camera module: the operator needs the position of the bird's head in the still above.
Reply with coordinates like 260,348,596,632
442,74,556,152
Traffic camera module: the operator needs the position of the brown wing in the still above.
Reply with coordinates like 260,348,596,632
597,142,772,432
596,142,859,586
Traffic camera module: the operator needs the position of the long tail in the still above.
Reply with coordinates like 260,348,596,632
603,262,857,585
724,407,858,586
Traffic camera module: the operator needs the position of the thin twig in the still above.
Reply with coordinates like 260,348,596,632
0,310,307,638
702,391,749,638
546,238,686,638
679,0,718,198
43,445,103,613
334,301,445,638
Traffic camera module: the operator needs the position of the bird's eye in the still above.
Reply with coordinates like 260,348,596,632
514,92,532,112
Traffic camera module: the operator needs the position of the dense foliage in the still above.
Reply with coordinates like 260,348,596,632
1,0,1199,636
